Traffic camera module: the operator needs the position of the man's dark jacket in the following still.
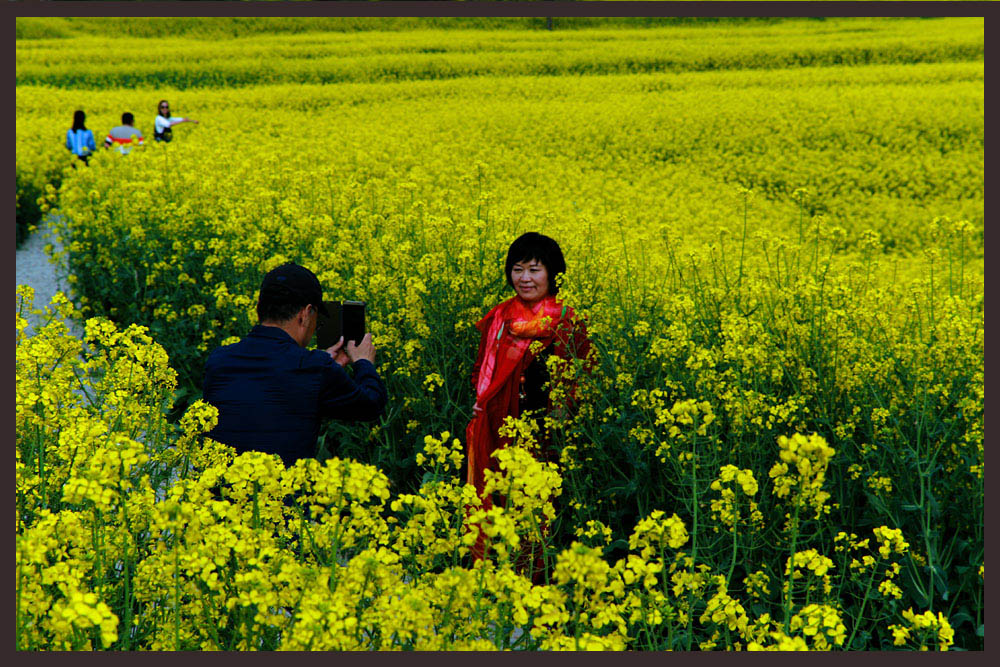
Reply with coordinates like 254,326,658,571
202,325,387,466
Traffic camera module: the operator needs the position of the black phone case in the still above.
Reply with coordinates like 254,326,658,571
315,300,366,349
341,301,366,345
315,300,341,350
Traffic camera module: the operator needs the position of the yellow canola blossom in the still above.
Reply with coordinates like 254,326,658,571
14,288,982,649
15,17,984,651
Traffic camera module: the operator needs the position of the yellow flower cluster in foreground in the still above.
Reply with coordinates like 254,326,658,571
16,287,963,650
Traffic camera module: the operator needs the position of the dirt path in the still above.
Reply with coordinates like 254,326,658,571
15,215,83,338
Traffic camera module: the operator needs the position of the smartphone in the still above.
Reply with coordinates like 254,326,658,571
341,300,366,345
315,300,367,349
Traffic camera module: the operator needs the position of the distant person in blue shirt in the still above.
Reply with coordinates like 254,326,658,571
202,262,387,467
154,99,198,142
65,110,96,165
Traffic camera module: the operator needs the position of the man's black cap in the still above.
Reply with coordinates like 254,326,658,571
258,262,330,317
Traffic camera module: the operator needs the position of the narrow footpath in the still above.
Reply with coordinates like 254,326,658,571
15,215,83,339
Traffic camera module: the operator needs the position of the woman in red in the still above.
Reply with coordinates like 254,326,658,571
466,232,592,565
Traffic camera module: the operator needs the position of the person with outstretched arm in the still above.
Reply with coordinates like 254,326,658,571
154,99,199,142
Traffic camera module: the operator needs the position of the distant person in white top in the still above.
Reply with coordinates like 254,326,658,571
104,112,144,154
154,99,198,142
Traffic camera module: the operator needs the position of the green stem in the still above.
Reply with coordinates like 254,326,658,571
16,551,24,650
797,195,805,246
686,428,699,651
812,214,821,275
117,481,136,649
914,387,936,613
947,236,954,298
33,368,48,508
783,500,802,634
737,191,749,297
958,235,965,301
92,507,105,596
252,483,260,532
174,541,181,650
690,432,698,565
928,260,935,341
726,518,739,588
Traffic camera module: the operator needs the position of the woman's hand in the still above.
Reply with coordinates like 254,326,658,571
472,403,484,416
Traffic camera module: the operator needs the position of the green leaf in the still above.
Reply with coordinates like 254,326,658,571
949,610,974,628
606,538,629,554
930,565,950,600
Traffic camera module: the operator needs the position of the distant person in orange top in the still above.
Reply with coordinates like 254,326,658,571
104,112,144,154
465,232,593,567
154,99,198,142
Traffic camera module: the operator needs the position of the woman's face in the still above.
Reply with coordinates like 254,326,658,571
511,258,550,305
158,101,170,117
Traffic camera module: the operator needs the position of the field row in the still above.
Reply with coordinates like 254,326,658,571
15,17,793,41
16,18,983,88
16,60,984,253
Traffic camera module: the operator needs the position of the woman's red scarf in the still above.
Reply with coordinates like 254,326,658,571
465,294,567,504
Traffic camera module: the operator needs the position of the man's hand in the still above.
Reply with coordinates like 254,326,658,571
345,333,376,364
325,337,350,367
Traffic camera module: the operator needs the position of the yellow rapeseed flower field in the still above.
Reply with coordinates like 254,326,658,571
16,18,982,650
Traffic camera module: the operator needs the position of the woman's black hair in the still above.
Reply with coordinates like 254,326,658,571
505,232,566,295
71,110,87,132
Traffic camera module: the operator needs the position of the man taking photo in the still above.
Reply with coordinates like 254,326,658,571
202,262,387,467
